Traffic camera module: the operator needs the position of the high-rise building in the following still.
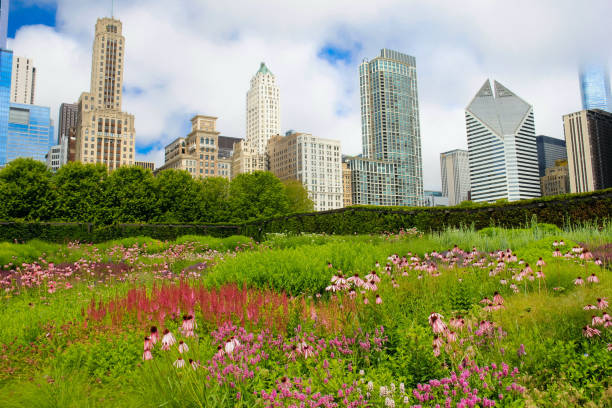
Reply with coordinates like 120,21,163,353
7,103,53,163
563,109,612,193
74,18,136,171
10,56,35,104
579,64,612,112
46,144,62,172
347,49,424,206
423,190,449,207
232,62,280,177
0,48,12,165
156,115,225,179
541,159,570,197
535,135,567,177
465,79,540,202
134,161,154,171
58,103,79,144
440,149,470,206
0,0,8,50
342,160,352,207
267,131,342,211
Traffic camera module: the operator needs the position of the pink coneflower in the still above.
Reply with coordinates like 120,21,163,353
301,343,314,359
536,258,546,267
572,246,582,254
581,251,593,260
587,274,599,283
517,344,526,357
432,345,441,357
189,358,199,370
364,271,381,283
552,241,559,247
592,316,605,326
595,258,602,266
523,264,533,274
597,298,608,310
560,240,565,246
362,279,378,291
173,357,186,368
347,274,365,287
161,329,176,350
363,297,369,305
574,277,584,286
178,340,189,353
553,249,562,257
429,313,447,334
500,279,508,285
449,316,465,330
584,304,598,310
150,326,159,344
432,335,444,348
142,350,153,360
480,297,491,305
493,292,504,305
144,336,152,352
375,294,382,305
331,273,347,285
536,271,545,279
583,325,601,338
224,336,240,354
446,331,457,343
603,313,611,322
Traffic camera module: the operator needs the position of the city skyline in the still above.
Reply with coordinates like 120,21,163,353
6,0,612,190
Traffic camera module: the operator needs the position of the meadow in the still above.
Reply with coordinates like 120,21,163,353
0,223,610,407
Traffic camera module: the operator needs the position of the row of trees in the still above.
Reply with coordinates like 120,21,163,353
0,159,314,224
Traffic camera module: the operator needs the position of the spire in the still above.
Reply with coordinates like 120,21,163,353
257,62,272,75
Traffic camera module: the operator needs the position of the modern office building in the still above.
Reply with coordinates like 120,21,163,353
579,64,612,112
541,159,570,196
563,109,612,193
465,79,541,202
233,62,280,177
46,144,62,172
0,48,12,166
58,103,79,144
134,161,154,171
0,0,8,50
440,149,470,206
10,56,35,104
267,131,342,211
6,102,54,163
74,17,136,171
347,49,424,206
423,190,449,207
342,160,352,207
156,115,225,179
535,135,567,177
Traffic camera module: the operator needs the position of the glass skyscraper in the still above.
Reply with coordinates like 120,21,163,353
0,0,8,50
0,48,12,165
6,103,54,163
579,64,612,112
348,49,424,206
535,135,567,177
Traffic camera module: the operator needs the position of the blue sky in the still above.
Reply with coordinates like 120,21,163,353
8,0,612,189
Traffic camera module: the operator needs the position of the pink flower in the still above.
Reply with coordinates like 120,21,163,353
363,297,369,305
449,316,465,330
583,325,601,338
347,274,364,287
142,350,153,360
150,326,159,345
493,292,504,305
603,313,611,322
574,277,584,286
429,313,447,334
144,336,152,352
432,335,444,348
364,271,381,283
375,294,382,305
178,340,189,353
536,258,546,267
584,304,597,310
362,280,378,291
224,336,240,354
587,274,599,283
552,249,562,257
592,316,605,326
446,331,457,343
597,298,608,310
173,357,186,368
595,258,602,266
161,329,176,350
189,358,199,370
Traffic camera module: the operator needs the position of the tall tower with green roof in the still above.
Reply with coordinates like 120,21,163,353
246,61,280,156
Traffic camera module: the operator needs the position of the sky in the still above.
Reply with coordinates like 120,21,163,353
7,0,612,190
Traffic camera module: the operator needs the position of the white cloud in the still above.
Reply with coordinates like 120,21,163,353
8,0,612,188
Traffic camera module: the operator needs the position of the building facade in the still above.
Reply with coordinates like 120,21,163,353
535,135,567,177
74,18,136,171
541,159,570,196
345,156,402,206
46,144,62,172
440,149,470,206
342,160,352,207
465,79,541,202
0,0,8,50
134,161,154,171
7,102,53,163
156,115,225,179
10,56,35,104
579,64,612,112
423,190,449,207
58,103,78,143
563,109,612,193
267,132,342,211
0,48,12,165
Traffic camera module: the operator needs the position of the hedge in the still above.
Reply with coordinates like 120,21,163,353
0,189,610,243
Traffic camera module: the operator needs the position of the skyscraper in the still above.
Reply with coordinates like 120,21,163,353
579,64,612,112
563,109,612,193
232,62,280,177
58,103,78,143
0,0,8,50
7,103,53,163
74,18,136,170
10,56,35,104
0,48,11,165
440,149,470,206
535,135,567,177
465,80,540,202
347,49,424,206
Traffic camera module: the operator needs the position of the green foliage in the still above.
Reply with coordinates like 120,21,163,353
53,162,108,223
229,171,290,221
198,176,231,222
104,166,159,223
153,169,202,223
283,179,314,213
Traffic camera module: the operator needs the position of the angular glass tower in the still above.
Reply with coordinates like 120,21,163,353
579,64,612,112
0,0,8,50
465,80,540,202
349,49,424,206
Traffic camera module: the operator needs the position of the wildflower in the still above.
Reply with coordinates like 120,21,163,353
161,329,176,350
500,279,508,285
142,350,153,360
363,297,369,305
429,313,447,334
449,316,465,330
581,251,593,260
178,340,189,353
301,343,314,359
446,331,457,343
493,292,504,305
553,249,562,257
536,257,546,267
587,274,599,283
597,298,608,310
375,294,383,304
150,326,159,344
189,358,199,370
595,258,602,266
584,304,597,310
224,336,240,354
364,271,381,283
347,273,364,287
173,357,186,368
432,334,444,348
592,316,605,326
574,277,584,286
385,397,395,407
560,240,565,246
517,344,526,357
181,315,196,337
362,279,378,291
583,325,601,338
553,241,558,247
603,313,611,322
144,336,152,352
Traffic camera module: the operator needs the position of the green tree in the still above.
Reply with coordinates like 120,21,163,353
198,176,231,223
283,179,314,213
229,171,290,221
0,158,56,220
104,166,158,223
53,162,108,223
154,169,201,222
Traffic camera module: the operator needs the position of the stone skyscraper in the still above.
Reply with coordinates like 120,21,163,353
74,17,136,170
465,80,540,202
10,56,35,104
346,49,424,206
440,149,470,206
